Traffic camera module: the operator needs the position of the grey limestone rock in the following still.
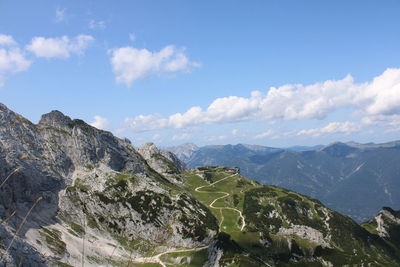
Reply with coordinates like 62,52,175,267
0,103,218,266
138,142,187,184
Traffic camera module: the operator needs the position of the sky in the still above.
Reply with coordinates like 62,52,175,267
1,0,400,148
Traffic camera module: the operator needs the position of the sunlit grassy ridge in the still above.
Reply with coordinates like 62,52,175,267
184,167,260,233
181,166,400,266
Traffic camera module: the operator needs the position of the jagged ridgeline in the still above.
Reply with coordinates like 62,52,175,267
0,104,217,266
0,103,399,266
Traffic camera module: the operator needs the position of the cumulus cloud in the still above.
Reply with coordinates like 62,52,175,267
296,121,360,137
90,115,109,130
362,114,400,126
123,68,400,131
124,114,168,131
26,35,94,59
0,34,31,87
362,114,400,134
89,20,106,30
109,45,200,87
0,34,16,46
360,68,400,116
254,130,274,139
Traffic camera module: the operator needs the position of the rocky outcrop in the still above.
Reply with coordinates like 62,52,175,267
278,225,331,248
243,186,400,265
363,207,400,249
139,142,187,184
165,143,199,162
0,103,218,266
1,103,400,266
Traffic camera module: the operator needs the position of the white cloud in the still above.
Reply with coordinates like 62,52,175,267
90,115,109,130
123,68,400,131
172,133,192,141
0,34,16,46
231,129,238,136
26,35,94,59
89,20,106,30
254,130,274,139
55,8,67,23
129,33,136,42
296,121,360,137
362,114,400,134
109,45,200,87
362,114,400,126
0,35,31,87
124,114,168,131
360,68,400,116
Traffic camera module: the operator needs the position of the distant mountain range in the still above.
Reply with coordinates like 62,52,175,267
1,103,400,265
166,141,400,222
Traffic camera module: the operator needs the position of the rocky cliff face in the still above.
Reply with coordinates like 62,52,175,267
138,142,187,184
242,186,399,265
1,103,400,266
165,143,199,162
362,207,400,249
0,104,217,266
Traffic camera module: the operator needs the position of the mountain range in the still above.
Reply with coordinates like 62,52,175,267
166,141,400,222
0,103,399,266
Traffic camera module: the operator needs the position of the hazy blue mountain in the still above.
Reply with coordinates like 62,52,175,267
285,144,324,151
167,141,400,222
3,104,400,266
163,143,199,162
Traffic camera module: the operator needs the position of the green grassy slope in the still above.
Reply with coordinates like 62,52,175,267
181,166,400,266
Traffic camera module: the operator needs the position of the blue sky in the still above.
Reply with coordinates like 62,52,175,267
1,0,400,147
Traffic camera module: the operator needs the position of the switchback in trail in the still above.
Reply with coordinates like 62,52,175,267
195,174,246,231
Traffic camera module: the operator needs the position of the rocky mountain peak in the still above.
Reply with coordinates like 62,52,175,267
0,103,22,121
362,206,400,247
38,110,72,128
320,141,357,157
379,207,400,225
164,143,200,162
0,103,10,112
2,103,400,266
181,142,199,150
138,142,187,184
0,105,218,266
138,142,160,158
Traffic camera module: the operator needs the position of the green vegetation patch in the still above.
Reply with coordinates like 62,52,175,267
66,178,90,194
361,220,378,235
55,261,74,267
39,227,66,255
67,221,85,237
160,248,208,266
105,173,136,191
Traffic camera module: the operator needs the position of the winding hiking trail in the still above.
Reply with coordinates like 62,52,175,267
131,246,209,267
195,173,246,231
129,173,245,266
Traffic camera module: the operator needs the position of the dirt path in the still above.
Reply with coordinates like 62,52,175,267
129,173,245,266
195,174,246,231
131,246,209,267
